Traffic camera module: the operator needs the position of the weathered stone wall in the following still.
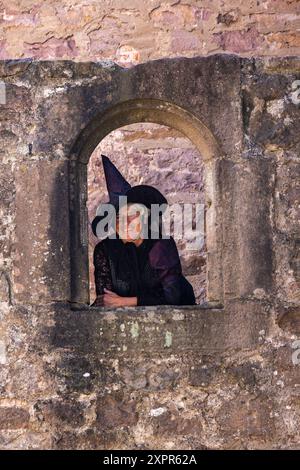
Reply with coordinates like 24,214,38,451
0,54,299,449
1,0,299,62
0,302,299,449
2,0,298,305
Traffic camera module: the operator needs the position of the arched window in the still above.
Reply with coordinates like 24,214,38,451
69,99,223,308
87,122,206,304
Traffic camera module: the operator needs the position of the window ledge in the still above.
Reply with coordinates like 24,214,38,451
70,301,224,312
49,299,270,355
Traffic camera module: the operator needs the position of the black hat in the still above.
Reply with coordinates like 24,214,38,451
125,184,168,209
91,157,168,238
101,154,131,206
91,154,131,237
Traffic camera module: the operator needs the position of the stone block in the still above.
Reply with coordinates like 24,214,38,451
0,407,30,430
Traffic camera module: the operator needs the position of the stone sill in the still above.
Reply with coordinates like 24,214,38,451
47,300,270,356
70,301,224,312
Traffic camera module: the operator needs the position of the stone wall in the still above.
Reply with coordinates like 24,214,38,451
0,301,298,450
2,0,299,306
0,1,299,63
0,54,299,449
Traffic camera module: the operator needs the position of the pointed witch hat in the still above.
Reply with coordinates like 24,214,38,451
91,154,131,237
101,154,131,206
91,154,169,238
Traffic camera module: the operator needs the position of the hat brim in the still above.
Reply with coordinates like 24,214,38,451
125,185,168,210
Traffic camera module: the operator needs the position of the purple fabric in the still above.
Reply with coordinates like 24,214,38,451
148,237,182,283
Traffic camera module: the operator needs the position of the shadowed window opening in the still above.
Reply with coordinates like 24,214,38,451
69,98,223,308
87,122,207,305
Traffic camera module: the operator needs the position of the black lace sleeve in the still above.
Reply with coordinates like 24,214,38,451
91,241,113,306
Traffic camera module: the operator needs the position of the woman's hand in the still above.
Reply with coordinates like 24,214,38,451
103,288,137,307
91,295,105,307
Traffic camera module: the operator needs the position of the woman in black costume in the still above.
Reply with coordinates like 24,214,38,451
90,155,195,307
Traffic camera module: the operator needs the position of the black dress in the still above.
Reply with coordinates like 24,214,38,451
91,235,196,306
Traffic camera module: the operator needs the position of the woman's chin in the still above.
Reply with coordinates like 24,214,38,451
123,238,136,243
118,232,141,243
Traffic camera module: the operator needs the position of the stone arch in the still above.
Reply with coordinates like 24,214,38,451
71,98,222,164
69,98,224,306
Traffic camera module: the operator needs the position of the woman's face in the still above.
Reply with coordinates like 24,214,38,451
116,203,146,242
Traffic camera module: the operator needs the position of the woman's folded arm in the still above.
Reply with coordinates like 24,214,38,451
91,241,113,306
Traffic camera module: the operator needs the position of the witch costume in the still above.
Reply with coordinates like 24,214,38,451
90,155,196,307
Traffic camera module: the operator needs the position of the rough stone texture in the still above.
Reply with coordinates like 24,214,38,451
0,302,299,449
0,1,299,63
2,0,297,304
0,407,30,430
0,54,299,449
0,0,299,304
